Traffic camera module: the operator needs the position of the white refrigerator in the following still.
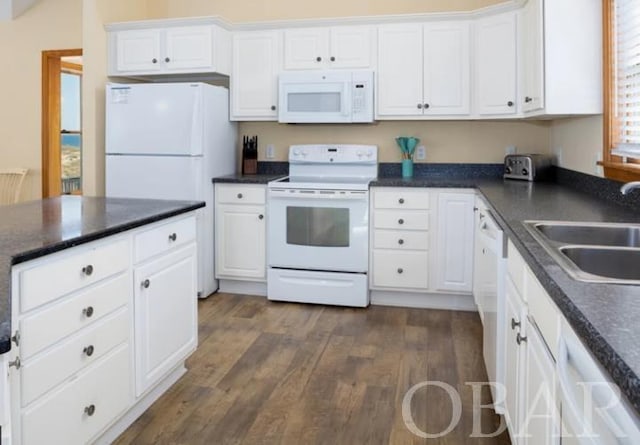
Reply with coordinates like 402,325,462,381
105,82,236,298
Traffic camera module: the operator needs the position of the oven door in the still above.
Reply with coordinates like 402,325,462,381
268,188,369,273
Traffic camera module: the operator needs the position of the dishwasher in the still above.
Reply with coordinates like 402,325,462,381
472,197,507,414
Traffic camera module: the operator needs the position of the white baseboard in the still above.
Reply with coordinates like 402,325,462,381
94,364,186,445
218,279,267,296
370,290,478,312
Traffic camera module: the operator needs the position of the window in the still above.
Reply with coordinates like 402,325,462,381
603,0,640,181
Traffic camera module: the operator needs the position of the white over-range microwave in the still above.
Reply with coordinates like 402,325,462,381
277,70,374,123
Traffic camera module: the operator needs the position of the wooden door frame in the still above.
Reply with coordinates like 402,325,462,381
41,48,82,198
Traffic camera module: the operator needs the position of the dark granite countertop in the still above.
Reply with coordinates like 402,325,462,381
212,174,286,184
0,196,204,355
373,175,640,413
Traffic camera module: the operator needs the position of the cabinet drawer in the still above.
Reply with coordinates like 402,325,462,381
19,239,129,313
374,210,429,230
217,184,266,205
527,270,560,359
134,215,196,264
20,272,129,359
21,344,131,445
373,230,429,250
21,308,129,407
507,239,526,297
374,189,430,210
372,250,429,289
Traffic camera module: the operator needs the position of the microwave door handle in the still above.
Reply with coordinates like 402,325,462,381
342,84,352,117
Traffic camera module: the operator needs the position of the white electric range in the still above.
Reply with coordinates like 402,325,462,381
267,144,378,307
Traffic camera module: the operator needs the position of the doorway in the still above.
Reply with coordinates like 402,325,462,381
41,48,83,197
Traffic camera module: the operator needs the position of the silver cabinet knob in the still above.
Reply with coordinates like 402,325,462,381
165,57,170,62
83,306,94,318
237,193,243,199
511,318,520,330
83,345,95,357
330,56,335,61
152,58,157,64
525,96,532,103
398,239,404,245
168,233,177,242
397,268,404,274
142,279,150,289
424,103,430,109
258,214,264,220
417,103,423,109
398,218,404,225
316,56,322,62
507,101,514,107
516,333,527,345
398,198,405,204
82,265,94,276
271,105,276,111
84,404,96,416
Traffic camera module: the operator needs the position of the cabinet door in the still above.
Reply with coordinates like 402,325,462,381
216,205,266,280
504,276,526,444
434,192,474,292
522,0,545,112
376,24,424,117
115,29,162,73
423,22,470,115
329,26,374,69
164,25,213,71
475,12,517,115
231,31,281,120
522,325,560,445
134,244,197,396
283,28,328,70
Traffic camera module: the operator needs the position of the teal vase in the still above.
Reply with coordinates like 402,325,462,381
402,159,414,178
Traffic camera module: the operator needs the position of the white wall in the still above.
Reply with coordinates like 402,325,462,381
549,115,603,177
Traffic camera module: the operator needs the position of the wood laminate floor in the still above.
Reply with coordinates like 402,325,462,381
115,294,511,445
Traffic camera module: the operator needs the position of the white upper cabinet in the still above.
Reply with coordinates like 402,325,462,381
377,22,470,118
231,30,281,121
377,24,424,117
108,21,231,77
521,0,544,112
520,0,602,115
474,12,517,115
283,26,374,70
423,22,470,115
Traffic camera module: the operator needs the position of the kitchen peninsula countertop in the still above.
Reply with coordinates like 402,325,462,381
0,196,205,355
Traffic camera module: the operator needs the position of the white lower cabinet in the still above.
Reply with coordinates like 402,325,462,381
215,184,267,281
369,188,474,303
134,244,197,396
504,274,526,442
8,212,198,444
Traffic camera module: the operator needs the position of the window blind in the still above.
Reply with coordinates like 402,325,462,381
613,0,640,159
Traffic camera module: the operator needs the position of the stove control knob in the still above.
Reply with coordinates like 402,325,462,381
356,150,363,158
367,150,373,158
293,148,301,157
301,149,308,157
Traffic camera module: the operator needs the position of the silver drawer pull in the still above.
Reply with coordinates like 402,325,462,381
511,318,520,330
83,345,95,357
398,218,404,225
142,279,150,289
9,357,20,370
168,233,177,242
83,306,94,318
84,404,96,416
82,265,94,276
397,268,404,274
516,333,527,345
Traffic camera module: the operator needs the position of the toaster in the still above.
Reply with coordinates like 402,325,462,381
503,154,553,181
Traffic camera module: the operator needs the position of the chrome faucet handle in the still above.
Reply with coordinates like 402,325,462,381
620,181,640,195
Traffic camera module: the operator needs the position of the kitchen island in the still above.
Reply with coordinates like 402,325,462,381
0,196,203,444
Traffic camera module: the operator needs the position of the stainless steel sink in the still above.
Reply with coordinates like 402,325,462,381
523,221,640,284
560,247,640,281
534,223,640,248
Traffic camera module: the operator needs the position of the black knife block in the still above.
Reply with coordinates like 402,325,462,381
242,136,258,175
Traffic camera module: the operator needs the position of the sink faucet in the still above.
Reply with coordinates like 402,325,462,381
620,181,640,195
